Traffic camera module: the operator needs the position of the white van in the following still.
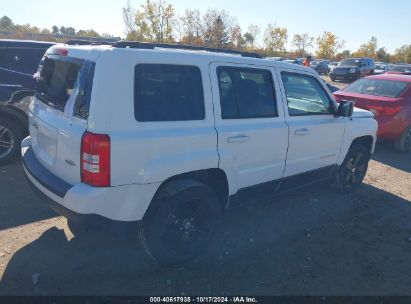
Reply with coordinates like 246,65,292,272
22,42,378,265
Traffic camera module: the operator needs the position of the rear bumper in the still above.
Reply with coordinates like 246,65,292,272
330,72,356,80
375,116,408,141
21,137,160,222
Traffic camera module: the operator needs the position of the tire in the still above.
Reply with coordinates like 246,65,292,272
0,118,24,163
394,126,411,153
141,180,222,266
335,143,370,192
330,76,336,82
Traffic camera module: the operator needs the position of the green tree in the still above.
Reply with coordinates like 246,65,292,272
202,10,235,48
133,0,175,43
0,16,13,31
243,32,255,48
315,31,345,59
394,45,411,63
264,24,288,55
77,29,100,37
335,49,351,61
376,47,390,62
52,25,59,35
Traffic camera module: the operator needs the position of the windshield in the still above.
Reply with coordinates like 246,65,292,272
339,59,361,67
35,56,82,111
344,78,408,98
389,65,411,73
375,64,386,70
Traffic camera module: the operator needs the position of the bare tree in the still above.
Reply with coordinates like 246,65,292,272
122,0,136,39
180,9,203,45
292,33,314,57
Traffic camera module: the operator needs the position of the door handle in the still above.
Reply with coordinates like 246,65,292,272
294,128,310,136
227,135,250,143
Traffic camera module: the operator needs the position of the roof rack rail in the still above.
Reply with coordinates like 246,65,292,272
112,41,262,59
66,39,116,46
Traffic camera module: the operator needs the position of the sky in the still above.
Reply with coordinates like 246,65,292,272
3,0,411,53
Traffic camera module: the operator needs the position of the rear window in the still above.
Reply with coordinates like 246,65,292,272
134,64,205,122
389,65,411,73
344,78,409,98
35,56,83,111
339,59,360,67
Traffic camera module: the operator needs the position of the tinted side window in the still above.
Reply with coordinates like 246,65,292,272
281,72,334,116
217,66,277,119
73,61,96,119
134,64,205,122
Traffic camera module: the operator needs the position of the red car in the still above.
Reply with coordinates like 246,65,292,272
334,74,411,152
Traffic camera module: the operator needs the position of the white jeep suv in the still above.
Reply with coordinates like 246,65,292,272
22,42,378,265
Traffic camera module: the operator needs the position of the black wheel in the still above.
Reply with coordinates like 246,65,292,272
394,126,411,153
0,118,24,163
141,180,222,265
335,143,370,192
330,76,336,82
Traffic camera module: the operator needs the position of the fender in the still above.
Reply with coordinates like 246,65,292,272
337,117,378,165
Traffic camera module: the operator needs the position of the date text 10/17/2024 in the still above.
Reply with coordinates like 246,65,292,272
149,297,258,303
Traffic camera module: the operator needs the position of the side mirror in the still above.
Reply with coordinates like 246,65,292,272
336,100,354,117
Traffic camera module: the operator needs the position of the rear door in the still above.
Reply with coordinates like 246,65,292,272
209,62,289,197
29,52,95,185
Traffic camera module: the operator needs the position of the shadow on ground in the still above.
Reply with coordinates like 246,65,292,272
1,182,411,296
0,161,56,231
372,142,411,174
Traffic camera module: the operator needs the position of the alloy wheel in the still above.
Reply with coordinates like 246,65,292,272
342,153,367,186
404,128,411,152
0,125,15,160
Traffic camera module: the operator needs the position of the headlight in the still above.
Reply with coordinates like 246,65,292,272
349,68,356,73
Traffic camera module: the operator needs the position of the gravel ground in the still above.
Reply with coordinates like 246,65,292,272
0,141,411,296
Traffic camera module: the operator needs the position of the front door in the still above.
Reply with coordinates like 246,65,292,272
275,68,346,183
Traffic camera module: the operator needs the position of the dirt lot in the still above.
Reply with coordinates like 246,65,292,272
0,141,410,296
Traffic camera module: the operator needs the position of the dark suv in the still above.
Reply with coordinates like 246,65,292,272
0,39,55,162
310,60,330,75
330,58,375,82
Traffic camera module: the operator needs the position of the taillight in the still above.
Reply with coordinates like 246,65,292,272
51,48,68,56
81,131,110,187
366,105,402,116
